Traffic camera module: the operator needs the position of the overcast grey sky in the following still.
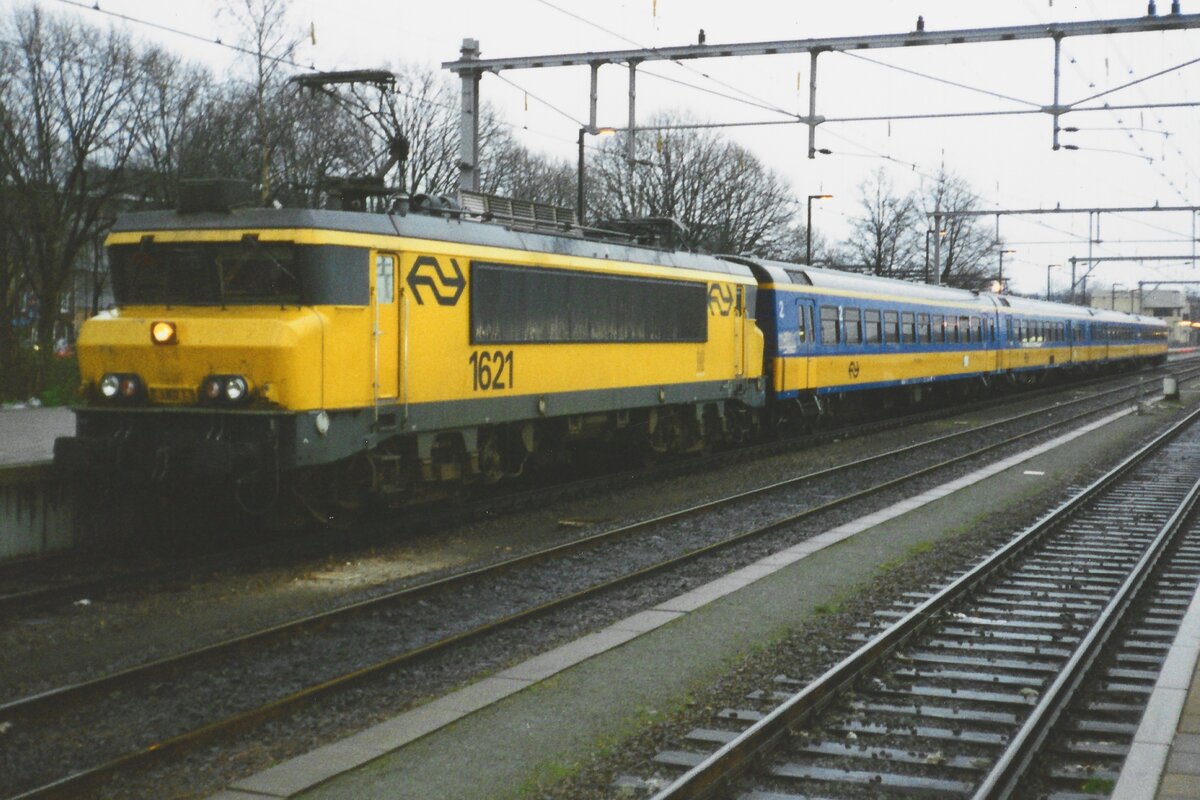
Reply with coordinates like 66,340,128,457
14,0,1200,296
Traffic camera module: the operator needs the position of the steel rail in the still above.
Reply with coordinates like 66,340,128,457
973,471,1200,797
2,360,1191,613
4,370,1193,798
4,363,1183,720
650,402,1200,800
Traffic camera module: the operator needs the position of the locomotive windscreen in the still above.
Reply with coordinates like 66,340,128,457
110,241,369,306
470,261,707,344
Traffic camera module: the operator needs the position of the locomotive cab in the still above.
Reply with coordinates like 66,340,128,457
55,213,393,500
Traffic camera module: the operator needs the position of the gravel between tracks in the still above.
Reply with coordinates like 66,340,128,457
0,383,1173,798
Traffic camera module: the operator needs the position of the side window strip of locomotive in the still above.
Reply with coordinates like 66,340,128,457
470,261,706,344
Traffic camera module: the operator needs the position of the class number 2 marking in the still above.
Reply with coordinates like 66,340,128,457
469,350,515,391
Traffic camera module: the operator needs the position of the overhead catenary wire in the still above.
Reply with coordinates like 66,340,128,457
531,0,802,120
44,0,608,159
837,50,1044,109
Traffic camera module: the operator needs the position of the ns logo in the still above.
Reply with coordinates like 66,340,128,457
708,283,733,316
406,255,466,306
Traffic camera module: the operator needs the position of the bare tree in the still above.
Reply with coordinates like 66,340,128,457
272,86,374,206
588,112,799,254
224,0,300,202
482,129,575,207
132,49,212,206
845,168,919,278
762,222,835,266
920,167,996,290
0,36,23,380
0,7,145,379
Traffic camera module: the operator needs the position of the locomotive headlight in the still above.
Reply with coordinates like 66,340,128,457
150,321,177,345
202,377,224,402
200,375,251,405
224,376,248,402
99,374,121,398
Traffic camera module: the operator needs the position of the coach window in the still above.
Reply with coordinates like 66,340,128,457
820,306,839,345
794,301,807,342
864,309,881,344
883,310,898,344
943,316,956,343
970,317,981,343
901,312,915,343
844,307,862,344
931,314,944,343
917,313,930,343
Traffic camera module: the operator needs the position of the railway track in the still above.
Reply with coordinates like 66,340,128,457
1,361,1192,616
645,401,1200,800
1,366,1195,798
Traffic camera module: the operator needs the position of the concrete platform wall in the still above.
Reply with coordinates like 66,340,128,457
0,465,76,561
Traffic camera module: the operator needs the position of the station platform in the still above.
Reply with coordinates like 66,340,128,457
209,396,1200,799
0,407,72,467
1116,568,1200,800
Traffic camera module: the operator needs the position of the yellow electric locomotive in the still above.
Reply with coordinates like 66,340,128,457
55,183,765,513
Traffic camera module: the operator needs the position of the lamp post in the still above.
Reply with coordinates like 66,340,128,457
1111,282,1125,310
806,194,832,265
576,126,615,227
1046,264,1061,301
997,249,1015,293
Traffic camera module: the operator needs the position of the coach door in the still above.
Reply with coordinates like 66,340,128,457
732,285,747,377
372,252,399,408
796,299,816,390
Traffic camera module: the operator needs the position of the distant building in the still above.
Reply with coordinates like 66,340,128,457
1094,287,1193,346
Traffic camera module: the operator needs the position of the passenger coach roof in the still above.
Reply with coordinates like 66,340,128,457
729,255,1160,326
1001,294,1165,325
996,294,1098,320
732,256,992,307
109,208,754,278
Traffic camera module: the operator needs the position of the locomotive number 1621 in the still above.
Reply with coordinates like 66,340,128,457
469,350,514,391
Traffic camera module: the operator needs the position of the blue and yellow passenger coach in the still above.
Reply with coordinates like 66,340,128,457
739,258,1166,427
55,200,765,509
